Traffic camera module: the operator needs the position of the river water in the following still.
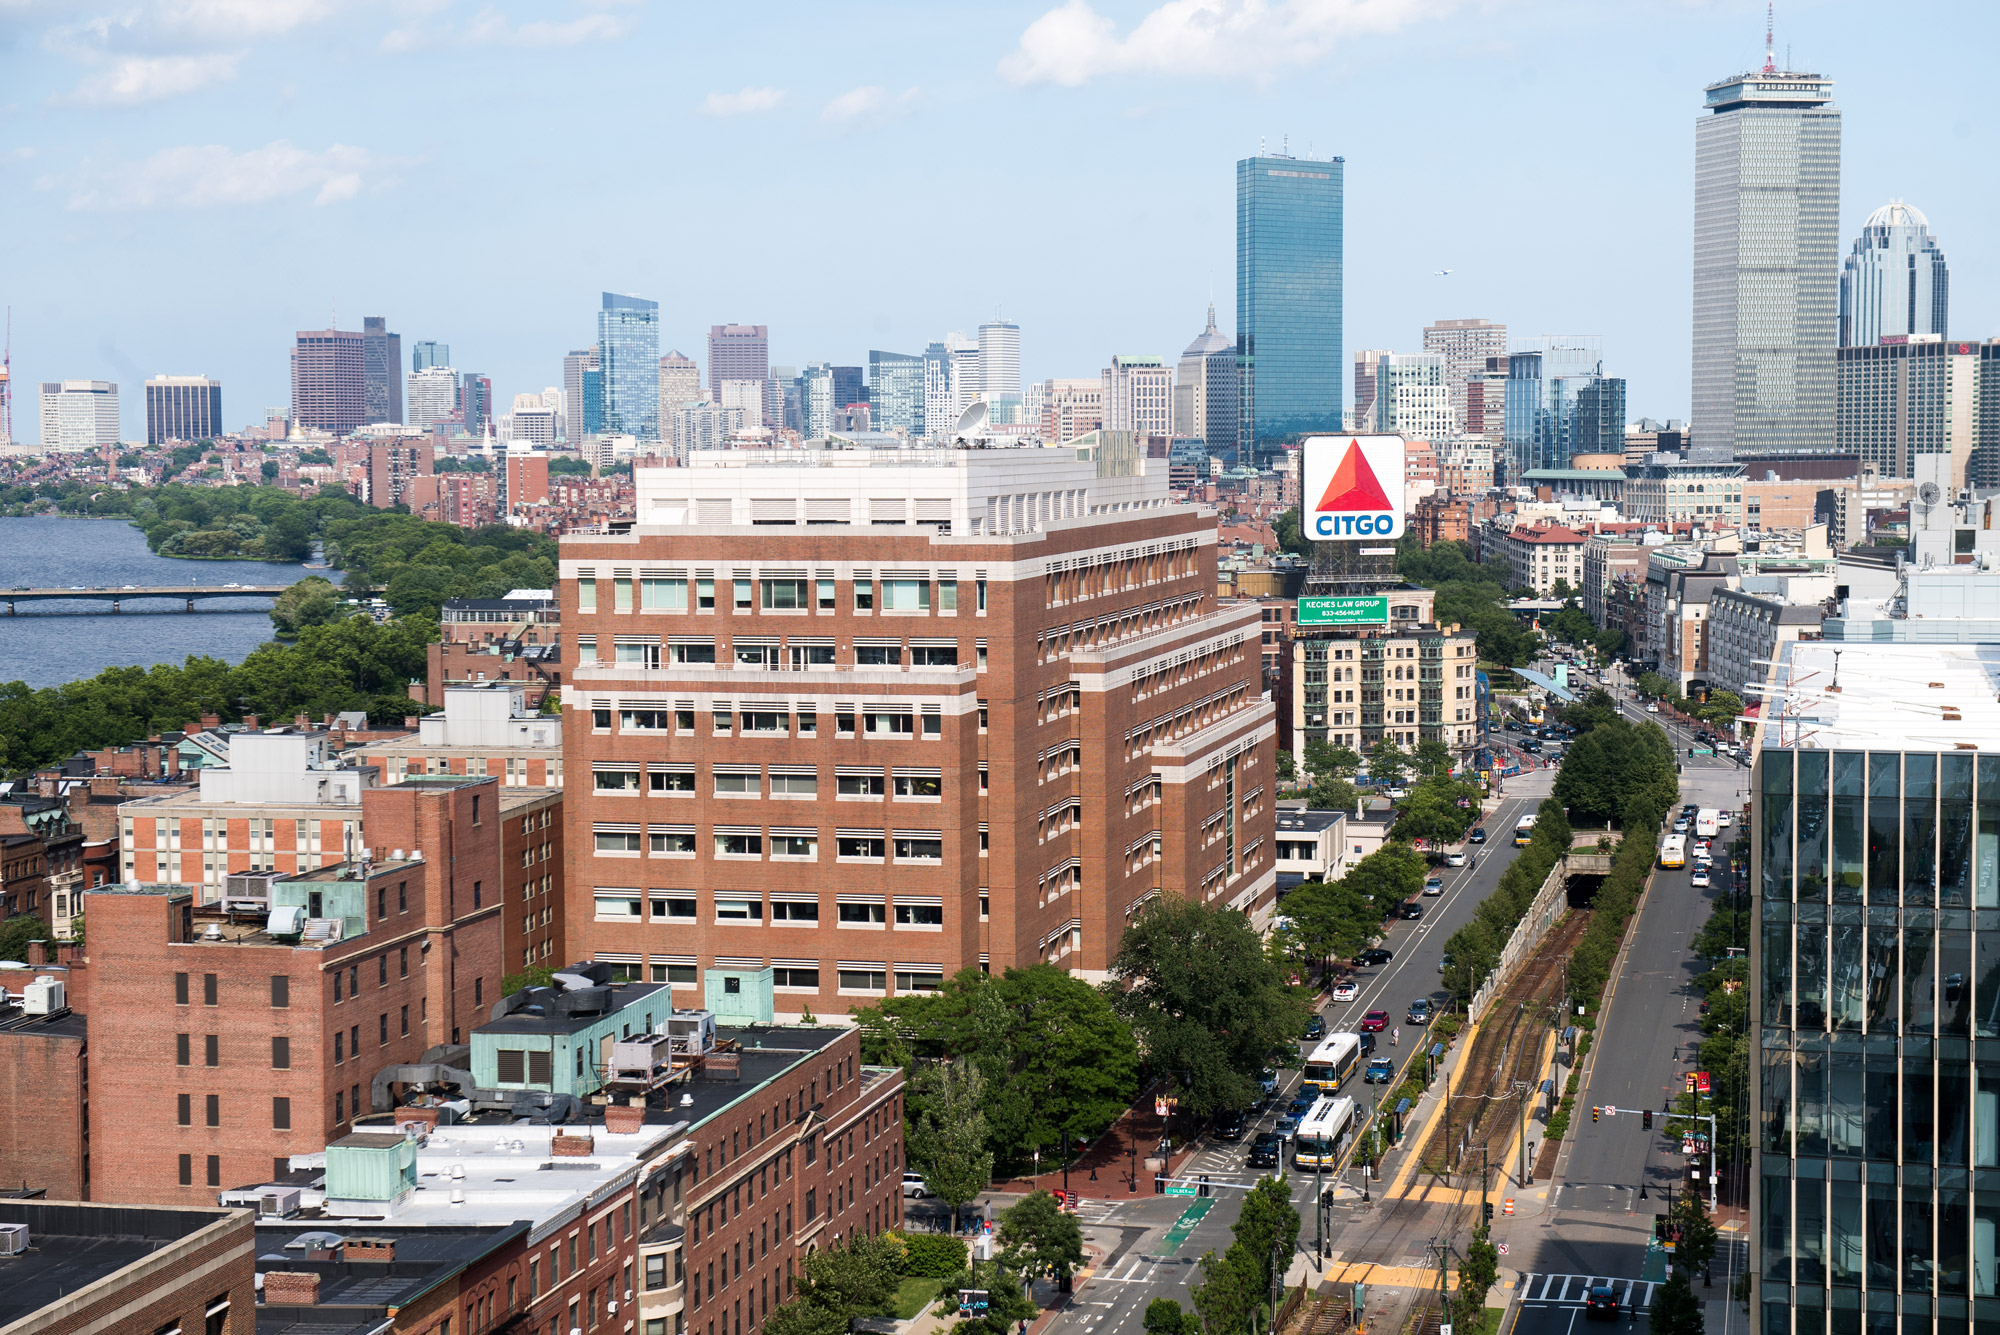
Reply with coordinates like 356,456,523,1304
0,516,313,689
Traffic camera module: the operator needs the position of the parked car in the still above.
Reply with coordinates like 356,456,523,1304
1518,739,1542,754
902,1172,930,1198
1445,850,1467,867
1399,902,1424,920
1468,827,1488,844
1303,1013,1326,1040
1386,786,1410,800
1647,702,1661,713
1423,876,1445,896
1332,980,1359,1003
1407,998,1434,1025
1360,1010,1391,1033
1247,1133,1282,1168
1364,1057,1396,1084
1214,1109,1248,1141
1439,951,1453,974
1585,1286,1620,1321
1690,868,1712,888
1355,948,1394,967
1257,1068,1279,1096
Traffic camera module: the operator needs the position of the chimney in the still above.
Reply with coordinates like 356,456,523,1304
295,713,311,729
201,711,221,730
27,941,46,968
263,1272,322,1305
244,714,261,731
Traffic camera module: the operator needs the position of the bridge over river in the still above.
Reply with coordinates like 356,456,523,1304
5,585,294,614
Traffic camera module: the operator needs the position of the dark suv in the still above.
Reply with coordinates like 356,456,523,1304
1585,1286,1619,1320
1247,1133,1281,1169
1214,1109,1248,1141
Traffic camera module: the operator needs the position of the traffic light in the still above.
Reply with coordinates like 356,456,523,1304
1643,1109,1653,1130
1592,1106,1601,1123
1482,1201,1494,1224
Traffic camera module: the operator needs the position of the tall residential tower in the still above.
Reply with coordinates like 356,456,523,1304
1691,54,1841,456
1236,151,1344,460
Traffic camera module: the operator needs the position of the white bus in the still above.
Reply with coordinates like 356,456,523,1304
1695,808,1721,838
1660,834,1688,869
1293,1095,1357,1169
1301,1033,1362,1093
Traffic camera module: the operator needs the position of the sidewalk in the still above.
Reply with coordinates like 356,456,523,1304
989,1094,1200,1201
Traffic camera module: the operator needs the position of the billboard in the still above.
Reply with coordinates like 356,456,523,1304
1297,595,1389,627
1302,435,1406,541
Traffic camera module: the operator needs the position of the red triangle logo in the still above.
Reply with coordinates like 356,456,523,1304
1317,440,1391,511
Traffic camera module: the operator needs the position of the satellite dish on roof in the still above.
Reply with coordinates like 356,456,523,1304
1918,481,1942,507
953,399,989,445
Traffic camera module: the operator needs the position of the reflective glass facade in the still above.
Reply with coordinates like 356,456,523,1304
1236,154,1343,460
867,351,924,436
1753,746,2000,1334
598,292,660,440
1501,340,1625,478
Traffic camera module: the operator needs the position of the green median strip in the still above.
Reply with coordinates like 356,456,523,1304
1154,1198,1214,1256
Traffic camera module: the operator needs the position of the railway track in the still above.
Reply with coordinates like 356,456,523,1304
1422,911,1590,1174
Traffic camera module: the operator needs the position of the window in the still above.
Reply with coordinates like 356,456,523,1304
837,969,886,992
176,1033,190,1066
837,773,884,798
770,833,818,860
176,972,189,1005
274,1097,291,1129
761,578,809,610
653,896,698,920
837,835,885,862
895,903,944,927
855,644,901,667
400,947,409,978
179,1154,192,1186
938,578,957,611
178,1093,191,1126
595,891,643,921
696,576,716,611
615,640,661,669
864,711,913,737
838,902,886,925
771,900,819,923
773,967,820,989
790,643,835,669
895,969,944,993
203,973,218,1006
654,963,698,986
770,771,817,798
651,829,697,856
529,1051,553,1083
734,577,753,610
594,768,644,793
735,643,779,670
206,1156,221,1187
206,1093,220,1126
272,1034,290,1069
893,774,941,799
894,836,943,862
595,827,643,855
854,578,873,612
716,899,763,922
910,645,957,667
643,575,689,611
881,578,930,612
497,1050,527,1082
205,1033,219,1066
714,770,761,797
650,767,696,793
715,832,764,858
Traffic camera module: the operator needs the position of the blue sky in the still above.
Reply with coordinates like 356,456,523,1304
3,0,1996,443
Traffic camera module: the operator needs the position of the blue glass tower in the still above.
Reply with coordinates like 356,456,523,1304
597,292,660,440
1236,153,1344,461
867,351,924,435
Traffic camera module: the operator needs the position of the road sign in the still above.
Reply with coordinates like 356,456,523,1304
1605,1105,1618,1117
1297,595,1390,627
1497,1243,1509,1256
1165,1183,1196,1197
1303,435,1406,541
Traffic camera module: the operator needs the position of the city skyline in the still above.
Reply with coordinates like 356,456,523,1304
4,3,1999,443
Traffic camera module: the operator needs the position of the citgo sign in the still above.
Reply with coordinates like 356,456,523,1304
1302,435,1406,540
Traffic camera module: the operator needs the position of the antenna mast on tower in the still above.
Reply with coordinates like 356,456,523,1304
0,307,12,447
1763,3,1777,73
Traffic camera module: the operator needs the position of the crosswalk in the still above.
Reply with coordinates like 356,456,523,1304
1517,1274,1658,1309
1072,1199,1125,1223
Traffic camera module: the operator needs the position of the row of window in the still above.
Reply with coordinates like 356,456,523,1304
593,765,942,801
594,891,946,928
579,572,984,616
616,958,944,994
591,704,945,740
594,825,945,863
581,637,974,671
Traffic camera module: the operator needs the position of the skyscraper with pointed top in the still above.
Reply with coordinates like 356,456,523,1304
1175,302,1237,458
1690,26,1840,457
1839,202,1949,348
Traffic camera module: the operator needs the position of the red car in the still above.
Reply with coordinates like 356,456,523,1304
1360,1010,1390,1033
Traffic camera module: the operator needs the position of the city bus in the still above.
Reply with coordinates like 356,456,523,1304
1514,813,1538,847
1293,1095,1357,1170
1301,1033,1362,1093
1660,834,1688,869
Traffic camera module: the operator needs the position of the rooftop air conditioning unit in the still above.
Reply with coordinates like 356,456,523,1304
22,976,65,1016
0,1223,27,1255
259,1188,303,1218
268,906,308,937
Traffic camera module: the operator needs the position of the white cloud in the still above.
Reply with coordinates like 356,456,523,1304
820,84,920,127
54,51,242,106
699,85,785,117
464,9,630,46
59,140,391,211
999,0,1447,86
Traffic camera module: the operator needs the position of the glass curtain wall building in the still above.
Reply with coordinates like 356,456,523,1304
867,351,924,436
1840,203,1949,350
597,291,661,440
1692,68,1842,457
1753,639,2000,1335
1502,338,1624,477
1236,152,1344,462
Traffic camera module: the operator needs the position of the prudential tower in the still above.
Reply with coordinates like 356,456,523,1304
1690,28,1841,458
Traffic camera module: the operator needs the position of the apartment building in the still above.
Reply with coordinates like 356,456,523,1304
1704,587,1825,700
1581,534,1650,629
561,445,1275,1007
1286,586,1480,754
83,851,502,1204
355,683,565,788
1491,522,1589,597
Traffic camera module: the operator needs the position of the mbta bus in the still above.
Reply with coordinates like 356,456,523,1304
1660,834,1688,869
1293,1095,1357,1170
1301,1033,1362,1093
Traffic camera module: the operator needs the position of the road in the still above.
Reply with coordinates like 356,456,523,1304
1498,678,1753,1333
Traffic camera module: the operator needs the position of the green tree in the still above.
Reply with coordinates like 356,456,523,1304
501,964,555,996
1671,1188,1720,1279
1699,690,1744,728
999,1190,1085,1285
269,576,346,635
1144,1297,1201,1335
798,1231,904,1316
1458,1226,1500,1313
1553,716,1678,828
1336,843,1428,920
1649,1267,1705,1335
1231,1177,1300,1293
1366,741,1408,787
1273,507,1309,556
1270,876,1379,965
762,1299,848,1335
934,1259,1036,1335
910,1059,995,1230
1191,1244,1263,1335
0,915,51,961
1389,777,1481,846
1108,898,1308,1118
1275,751,1296,784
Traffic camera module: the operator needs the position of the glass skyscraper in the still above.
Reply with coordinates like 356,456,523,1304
1502,338,1625,477
867,351,924,436
1692,66,1841,457
1236,152,1343,461
1840,203,1949,349
598,291,660,440
1753,639,2000,1335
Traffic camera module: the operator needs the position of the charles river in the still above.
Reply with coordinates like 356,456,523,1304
0,516,311,689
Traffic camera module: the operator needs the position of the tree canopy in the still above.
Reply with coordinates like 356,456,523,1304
1552,715,1678,828
1394,538,1543,667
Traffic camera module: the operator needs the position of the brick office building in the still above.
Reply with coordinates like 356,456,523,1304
560,446,1275,1013
0,988,88,1198
85,808,504,1204
0,1201,256,1335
